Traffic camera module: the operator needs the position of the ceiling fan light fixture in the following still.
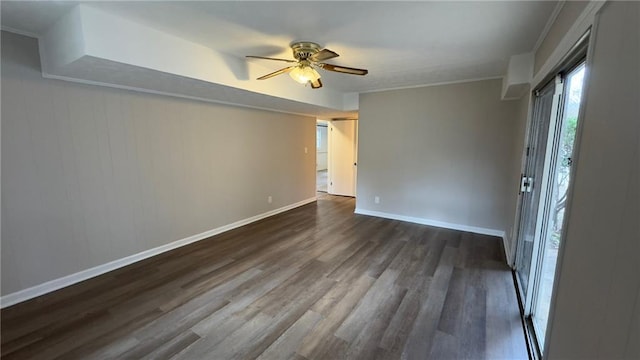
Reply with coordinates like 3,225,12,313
289,65,321,84
247,42,367,89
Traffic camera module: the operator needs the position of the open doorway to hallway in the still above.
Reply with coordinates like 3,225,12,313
316,120,329,192
316,118,358,197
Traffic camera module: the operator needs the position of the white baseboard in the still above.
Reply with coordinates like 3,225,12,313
354,208,513,266
502,234,514,268
0,197,317,308
354,208,505,239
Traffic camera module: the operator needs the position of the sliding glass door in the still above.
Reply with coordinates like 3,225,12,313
531,63,585,341
514,59,586,353
515,77,559,301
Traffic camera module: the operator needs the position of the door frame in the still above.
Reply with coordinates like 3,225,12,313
522,75,565,316
539,42,594,358
316,120,329,192
512,31,592,359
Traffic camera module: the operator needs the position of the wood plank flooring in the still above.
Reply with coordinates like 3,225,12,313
1,195,528,359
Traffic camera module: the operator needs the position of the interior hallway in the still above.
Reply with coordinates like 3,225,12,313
317,170,328,193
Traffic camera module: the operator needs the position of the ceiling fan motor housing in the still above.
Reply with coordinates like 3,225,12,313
291,42,321,61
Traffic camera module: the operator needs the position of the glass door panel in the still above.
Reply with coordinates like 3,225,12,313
514,54,587,357
515,79,556,301
532,63,586,344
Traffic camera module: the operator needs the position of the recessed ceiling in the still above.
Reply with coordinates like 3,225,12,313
1,1,558,116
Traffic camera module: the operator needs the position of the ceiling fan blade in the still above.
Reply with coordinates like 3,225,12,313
310,78,323,89
257,66,296,80
246,55,297,63
311,49,339,62
320,63,368,76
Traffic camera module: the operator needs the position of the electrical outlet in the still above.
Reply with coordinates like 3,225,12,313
268,196,272,204
304,147,308,154
374,196,380,204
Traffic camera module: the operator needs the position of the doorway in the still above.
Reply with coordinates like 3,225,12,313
532,63,585,340
316,121,329,192
514,55,586,354
316,119,358,197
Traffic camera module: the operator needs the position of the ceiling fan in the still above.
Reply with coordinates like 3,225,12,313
246,42,368,89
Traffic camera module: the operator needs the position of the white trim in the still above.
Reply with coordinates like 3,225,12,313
532,1,606,89
354,208,505,238
359,76,504,94
502,234,514,268
533,1,566,52
0,197,317,308
356,208,511,264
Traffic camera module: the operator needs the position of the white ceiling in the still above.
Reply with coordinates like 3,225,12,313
1,1,558,117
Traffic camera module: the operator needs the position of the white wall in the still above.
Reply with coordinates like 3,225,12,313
545,1,639,358
356,79,522,236
1,31,317,297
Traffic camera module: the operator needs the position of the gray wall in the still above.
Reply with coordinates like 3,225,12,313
356,79,523,234
534,1,589,75
1,31,316,296
546,1,639,358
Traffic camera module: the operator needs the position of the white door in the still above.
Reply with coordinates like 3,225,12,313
328,120,357,197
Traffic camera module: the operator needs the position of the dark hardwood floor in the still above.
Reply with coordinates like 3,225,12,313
1,195,527,359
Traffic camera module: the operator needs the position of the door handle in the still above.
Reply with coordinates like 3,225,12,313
520,176,533,193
